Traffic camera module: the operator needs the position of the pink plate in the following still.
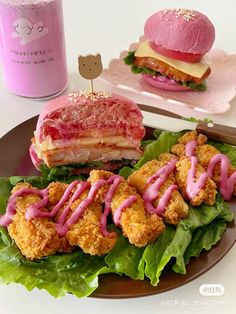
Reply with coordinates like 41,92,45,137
100,37,236,114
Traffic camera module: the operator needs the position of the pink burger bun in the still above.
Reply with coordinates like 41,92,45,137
142,74,191,91
30,91,145,174
144,9,215,58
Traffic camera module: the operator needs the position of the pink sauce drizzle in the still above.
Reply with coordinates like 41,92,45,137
57,181,90,226
100,177,122,237
113,195,137,225
207,154,236,200
143,159,177,215
25,180,81,220
155,184,178,215
185,140,209,200
0,188,48,227
186,156,209,200
185,140,197,158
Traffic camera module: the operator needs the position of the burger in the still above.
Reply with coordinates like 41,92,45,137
124,8,215,91
30,91,145,177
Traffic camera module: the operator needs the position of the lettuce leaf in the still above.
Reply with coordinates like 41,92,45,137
140,225,176,285
171,195,233,274
209,141,236,167
135,130,184,169
184,220,227,265
118,166,135,180
0,242,109,298
123,51,159,76
182,81,207,91
105,232,145,280
9,176,49,189
40,164,91,182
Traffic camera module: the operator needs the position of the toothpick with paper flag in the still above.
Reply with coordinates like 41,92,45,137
78,53,103,93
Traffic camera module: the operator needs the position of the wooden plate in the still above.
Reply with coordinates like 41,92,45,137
0,116,235,298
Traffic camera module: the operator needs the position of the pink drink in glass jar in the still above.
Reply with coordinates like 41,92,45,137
0,0,68,98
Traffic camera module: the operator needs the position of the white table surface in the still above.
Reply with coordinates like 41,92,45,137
0,0,235,313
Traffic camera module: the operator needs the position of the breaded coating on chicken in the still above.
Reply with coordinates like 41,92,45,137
179,131,207,145
171,131,236,195
66,189,117,256
134,57,211,84
175,157,217,206
7,183,72,260
127,154,189,225
47,181,68,205
171,131,207,157
88,170,165,247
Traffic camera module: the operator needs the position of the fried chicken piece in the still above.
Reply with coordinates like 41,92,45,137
66,189,117,256
171,131,236,195
8,183,72,260
175,157,217,206
127,154,189,225
47,181,117,256
88,170,165,247
134,57,211,84
171,133,217,205
171,131,207,157
47,181,68,205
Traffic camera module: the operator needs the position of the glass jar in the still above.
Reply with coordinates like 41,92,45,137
0,0,68,98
